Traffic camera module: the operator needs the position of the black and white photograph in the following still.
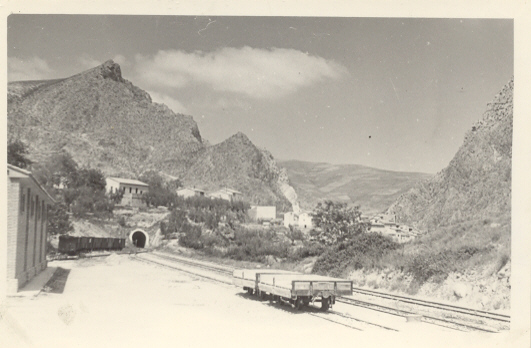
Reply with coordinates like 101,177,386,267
1,1,530,347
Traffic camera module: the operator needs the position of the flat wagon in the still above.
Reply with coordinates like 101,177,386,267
258,273,353,310
232,269,296,297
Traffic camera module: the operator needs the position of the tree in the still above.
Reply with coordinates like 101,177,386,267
139,171,178,207
311,200,366,245
47,203,73,236
8,139,32,169
285,225,305,245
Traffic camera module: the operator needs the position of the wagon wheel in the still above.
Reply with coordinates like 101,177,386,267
295,297,304,311
321,297,330,311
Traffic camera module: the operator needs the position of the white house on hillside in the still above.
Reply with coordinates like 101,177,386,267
248,206,276,221
284,211,313,230
209,188,243,202
368,214,420,244
176,187,206,199
106,177,149,207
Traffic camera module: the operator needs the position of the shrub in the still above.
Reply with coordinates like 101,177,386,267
312,233,399,277
178,224,203,249
290,241,328,260
47,203,73,236
224,227,291,262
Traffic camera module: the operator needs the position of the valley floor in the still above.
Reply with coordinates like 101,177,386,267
0,254,518,348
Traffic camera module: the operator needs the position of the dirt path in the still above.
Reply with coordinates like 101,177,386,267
0,254,515,348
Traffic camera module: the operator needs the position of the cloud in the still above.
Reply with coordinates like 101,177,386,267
133,47,348,99
148,91,188,114
113,54,127,66
8,56,55,81
78,55,103,70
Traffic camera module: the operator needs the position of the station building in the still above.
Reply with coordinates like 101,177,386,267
7,164,55,294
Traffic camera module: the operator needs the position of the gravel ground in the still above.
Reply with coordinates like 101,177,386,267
0,254,521,348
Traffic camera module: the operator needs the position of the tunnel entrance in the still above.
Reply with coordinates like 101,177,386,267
131,231,147,248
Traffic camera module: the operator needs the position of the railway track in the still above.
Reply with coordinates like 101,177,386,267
348,287,510,323
134,251,508,332
337,296,500,333
135,253,395,331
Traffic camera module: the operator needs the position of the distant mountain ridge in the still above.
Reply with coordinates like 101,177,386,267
7,60,294,208
279,160,431,215
387,78,513,231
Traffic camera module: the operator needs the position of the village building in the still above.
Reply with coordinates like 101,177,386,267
248,206,277,222
176,187,206,199
283,211,314,230
7,164,55,294
106,177,149,207
367,214,420,244
208,188,243,202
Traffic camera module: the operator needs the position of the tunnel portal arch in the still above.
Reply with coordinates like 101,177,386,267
130,229,149,248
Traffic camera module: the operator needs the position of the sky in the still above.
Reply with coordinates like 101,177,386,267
7,15,513,174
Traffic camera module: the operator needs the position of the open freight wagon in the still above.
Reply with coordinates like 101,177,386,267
232,269,296,297
233,269,353,311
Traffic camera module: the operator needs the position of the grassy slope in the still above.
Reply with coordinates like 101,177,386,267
279,160,431,214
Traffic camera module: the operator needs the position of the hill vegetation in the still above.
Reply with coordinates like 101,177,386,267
279,160,431,214
387,79,512,231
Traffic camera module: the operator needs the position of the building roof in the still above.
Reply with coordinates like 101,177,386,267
107,177,149,187
219,187,242,195
178,187,205,193
8,164,55,204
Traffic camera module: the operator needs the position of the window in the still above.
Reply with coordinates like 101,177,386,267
20,192,25,213
136,188,138,194
129,187,132,193
36,199,40,220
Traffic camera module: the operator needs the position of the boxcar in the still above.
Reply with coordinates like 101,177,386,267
105,238,114,250
112,238,121,250
58,236,79,255
258,273,353,310
78,237,88,251
93,237,103,251
86,237,94,251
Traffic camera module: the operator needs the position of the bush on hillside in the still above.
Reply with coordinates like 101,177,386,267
224,227,291,262
312,233,400,277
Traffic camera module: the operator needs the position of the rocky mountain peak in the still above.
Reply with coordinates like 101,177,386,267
81,59,124,82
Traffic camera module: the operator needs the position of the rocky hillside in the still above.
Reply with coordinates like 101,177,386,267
8,60,203,177
387,78,513,231
183,132,293,211
7,60,294,208
280,160,431,214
